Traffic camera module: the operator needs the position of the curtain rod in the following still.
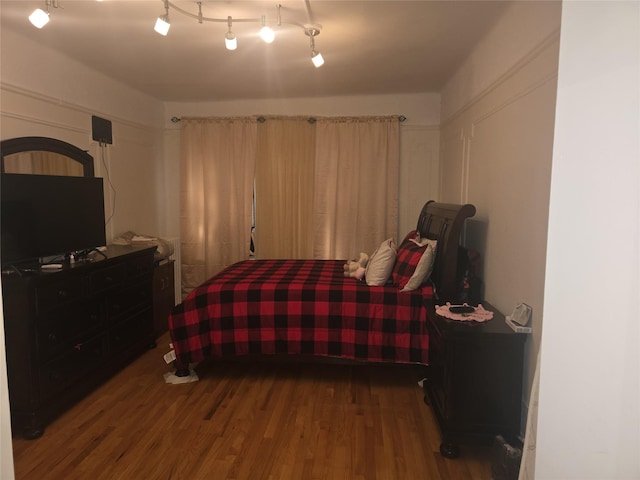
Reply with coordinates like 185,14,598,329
171,115,407,123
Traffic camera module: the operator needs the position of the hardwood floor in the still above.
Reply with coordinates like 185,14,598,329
12,333,493,479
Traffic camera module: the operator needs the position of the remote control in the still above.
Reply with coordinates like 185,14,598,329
41,264,63,270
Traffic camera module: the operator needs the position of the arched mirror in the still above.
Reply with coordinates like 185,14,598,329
0,136,94,177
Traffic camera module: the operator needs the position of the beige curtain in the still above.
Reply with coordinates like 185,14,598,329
254,117,315,259
180,117,257,294
313,116,399,259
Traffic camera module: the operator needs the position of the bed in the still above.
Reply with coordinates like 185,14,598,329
168,201,476,375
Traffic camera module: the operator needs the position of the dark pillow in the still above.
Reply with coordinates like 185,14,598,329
401,229,420,244
392,236,437,291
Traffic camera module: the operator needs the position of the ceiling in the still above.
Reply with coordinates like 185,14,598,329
0,1,510,102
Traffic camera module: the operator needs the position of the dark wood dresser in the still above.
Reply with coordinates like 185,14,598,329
424,302,526,458
2,245,156,438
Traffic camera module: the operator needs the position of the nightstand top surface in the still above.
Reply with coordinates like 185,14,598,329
429,302,526,337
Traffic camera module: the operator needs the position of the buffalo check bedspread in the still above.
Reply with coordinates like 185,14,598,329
169,259,432,366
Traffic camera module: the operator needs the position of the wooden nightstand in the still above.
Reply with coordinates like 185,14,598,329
424,302,526,458
153,260,175,338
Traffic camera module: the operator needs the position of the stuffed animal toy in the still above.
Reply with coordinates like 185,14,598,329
343,252,369,280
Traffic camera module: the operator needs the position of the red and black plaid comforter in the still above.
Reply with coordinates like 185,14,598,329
169,259,432,366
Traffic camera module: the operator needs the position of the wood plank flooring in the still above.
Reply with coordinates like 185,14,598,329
12,333,493,479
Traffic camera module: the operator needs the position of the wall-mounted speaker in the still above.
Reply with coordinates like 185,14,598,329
92,115,113,145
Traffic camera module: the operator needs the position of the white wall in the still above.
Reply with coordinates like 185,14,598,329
439,0,562,431
536,2,640,478
162,93,442,244
0,26,166,241
441,1,563,122
399,125,440,238
441,1,640,477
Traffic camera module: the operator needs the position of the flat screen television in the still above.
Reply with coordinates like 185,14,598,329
1,173,106,267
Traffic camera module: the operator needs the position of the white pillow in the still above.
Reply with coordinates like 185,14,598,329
400,240,437,291
365,238,397,286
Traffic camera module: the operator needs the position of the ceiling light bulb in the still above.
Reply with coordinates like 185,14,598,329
311,51,324,68
29,8,50,28
225,32,237,50
154,15,170,36
260,26,275,44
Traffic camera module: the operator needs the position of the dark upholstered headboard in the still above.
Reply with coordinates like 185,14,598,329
416,201,476,302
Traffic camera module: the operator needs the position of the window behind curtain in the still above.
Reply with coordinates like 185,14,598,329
180,115,399,290
254,117,315,259
313,116,400,259
180,117,257,295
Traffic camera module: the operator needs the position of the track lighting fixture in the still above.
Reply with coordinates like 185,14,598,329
312,50,325,68
259,15,275,44
29,8,49,29
225,16,237,51
151,1,325,67
154,0,171,36
29,0,58,29
26,0,325,67
305,27,324,68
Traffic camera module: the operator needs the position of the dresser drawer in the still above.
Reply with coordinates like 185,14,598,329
109,309,153,354
38,334,107,398
36,276,84,313
36,303,102,361
89,264,125,294
106,280,152,319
